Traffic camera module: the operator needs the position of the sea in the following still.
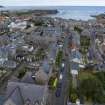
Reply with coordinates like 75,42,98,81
0,6,105,20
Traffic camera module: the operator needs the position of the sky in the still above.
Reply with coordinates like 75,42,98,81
0,0,105,6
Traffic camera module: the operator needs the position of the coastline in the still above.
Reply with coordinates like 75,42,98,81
0,6,105,20
0,6,4,8
0,9,59,17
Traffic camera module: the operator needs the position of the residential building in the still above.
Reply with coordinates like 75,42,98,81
3,81,47,105
0,22,9,33
8,21,27,31
0,47,8,66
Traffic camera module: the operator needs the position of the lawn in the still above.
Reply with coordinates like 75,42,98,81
78,70,94,80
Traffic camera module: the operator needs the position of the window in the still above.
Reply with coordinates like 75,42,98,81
34,100,39,105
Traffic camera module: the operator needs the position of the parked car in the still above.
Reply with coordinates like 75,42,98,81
55,82,62,97
60,68,64,72
58,44,63,48
65,51,68,56
59,73,63,80
62,58,65,62
61,63,65,68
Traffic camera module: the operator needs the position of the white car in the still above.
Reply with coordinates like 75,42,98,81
32,75,36,78
59,74,63,80
61,63,65,68
50,58,55,64
58,44,63,48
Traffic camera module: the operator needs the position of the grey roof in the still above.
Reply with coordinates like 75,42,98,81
0,95,5,105
6,81,46,105
3,60,17,68
71,50,82,60
0,47,8,57
81,29,91,37
72,31,80,46
71,62,79,70
4,87,24,105
42,60,50,74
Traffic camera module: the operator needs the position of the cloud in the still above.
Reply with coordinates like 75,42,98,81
0,0,105,6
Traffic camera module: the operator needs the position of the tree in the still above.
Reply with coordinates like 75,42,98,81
80,36,90,64
79,74,105,103
74,26,83,34
55,50,63,67
17,69,26,79
70,88,78,103
48,75,58,90
95,72,105,90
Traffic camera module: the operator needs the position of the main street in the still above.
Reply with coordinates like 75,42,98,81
51,33,72,105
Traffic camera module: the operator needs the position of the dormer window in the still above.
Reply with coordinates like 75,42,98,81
24,99,31,105
34,100,39,105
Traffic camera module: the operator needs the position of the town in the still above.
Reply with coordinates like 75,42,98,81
0,9,105,105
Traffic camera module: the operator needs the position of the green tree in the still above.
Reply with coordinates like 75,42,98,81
70,88,78,103
17,69,26,79
55,50,63,67
74,26,83,34
79,74,105,103
95,72,105,90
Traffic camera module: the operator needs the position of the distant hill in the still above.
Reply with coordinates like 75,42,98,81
15,9,58,16
0,6,4,8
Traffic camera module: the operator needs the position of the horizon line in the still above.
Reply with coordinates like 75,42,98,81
2,5,105,7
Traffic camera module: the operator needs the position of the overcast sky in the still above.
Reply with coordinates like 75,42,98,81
0,0,105,6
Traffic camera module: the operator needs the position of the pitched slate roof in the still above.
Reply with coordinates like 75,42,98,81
4,87,24,105
5,81,46,105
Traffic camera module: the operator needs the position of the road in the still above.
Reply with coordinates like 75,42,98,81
50,34,71,105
